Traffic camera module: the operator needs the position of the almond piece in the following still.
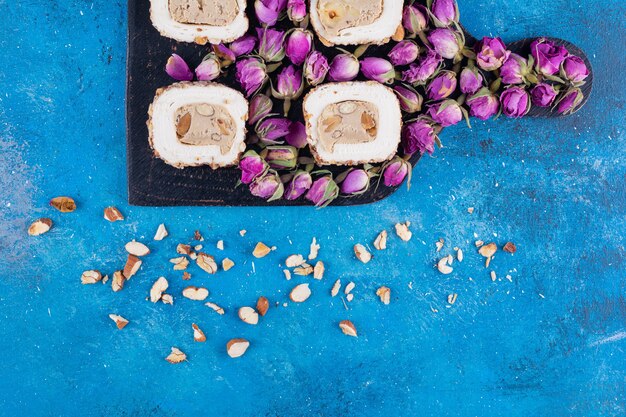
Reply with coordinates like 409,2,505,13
447,293,458,305
376,286,391,305
344,282,355,295
256,296,269,316
290,283,311,302
239,229,247,236
109,314,129,329
182,271,191,280
354,244,372,263
111,271,126,292
81,270,102,284
467,207,475,214
395,222,412,241
346,293,354,302
177,244,192,255
122,255,141,279
28,218,52,236
103,206,124,222
161,294,174,305
309,237,320,260
283,269,292,280
226,338,250,358
331,279,341,297
222,258,235,271
503,242,517,253
313,261,325,280
252,242,271,258
293,265,313,276
182,286,209,301
192,323,206,342
339,320,357,337
193,230,204,241
490,271,497,282
457,248,464,262
196,253,218,274
216,240,224,250
154,223,168,240
165,347,187,364
125,240,150,257
479,242,497,258
373,230,387,250
150,277,169,303
435,238,444,252
475,240,484,247
49,196,76,213
437,257,453,275
102,274,109,284
285,254,305,267
238,306,259,325
205,301,225,315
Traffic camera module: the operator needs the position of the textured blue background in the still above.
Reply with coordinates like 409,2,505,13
1,1,625,416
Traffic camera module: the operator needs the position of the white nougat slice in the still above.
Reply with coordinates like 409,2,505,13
150,0,248,44
303,82,402,166
148,82,248,169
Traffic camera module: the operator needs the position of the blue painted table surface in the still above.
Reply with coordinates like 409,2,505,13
1,1,625,416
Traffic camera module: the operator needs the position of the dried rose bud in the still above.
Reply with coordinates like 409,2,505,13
250,170,284,201
531,38,568,76
402,119,436,155
427,99,464,127
466,88,500,120
287,0,306,23
165,54,193,81
361,57,395,84
339,169,370,195
426,70,457,100
500,86,531,118
273,65,303,100
530,83,558,107
285,121,308,148
257,27,285,63
475,37,509,71
285,170,312,200
229,35,257,57
195,54,221,81
402,4,428,35
255,117,291,144
394,84,423,113
383,157,411,187
402,49,442,85
248,94,273,125
212,43,236,67
305,176,339,207
389,40,419,66
328,53,360,82
427,28,462,60
261,145,298,169
500,53,528,85
235,57,268,97
561,56,589,83
431,0,459,27
556,88,584,115
304,51,329,86
255,0,287,26
239,150,268,184
285,29,313,66
459,66,483,95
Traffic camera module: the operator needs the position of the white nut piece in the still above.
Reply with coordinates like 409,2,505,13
238,306,259,325
290,283,311,302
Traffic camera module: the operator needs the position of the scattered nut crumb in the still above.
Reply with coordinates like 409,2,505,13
125,240,150,257
196,253,218,274
475,240,484,247
346,293,354,302
447,293,458,305
238,306,259,325
102,274,109,284
81,270,102,284
205,301,225,315
123,255,142,278
339,320,357,337
239,230,247,237
165,347,187,364
193,230,204,241
194,244,203,251
373,230,387,250
182,286,209,301
111,271,125,292
161,294,174,305
293,265,313,276
192,323,206,342
109,314,129,329
285,254,305,267
354,244,372,263
309,237,320,260
253,242,271,258
479,242,497,258
153,223,168,240
222,258,235,271
313,261,324,280
435,238,444,252
331,279,341,297
344,282,355,295
376,286,391,305
177,244,192,255
290,283,311,302
150,277,169,303
103,207,124,222
28,218,52,236
170,256,189,270
216,240,224,250
226,338,250,358
490,271,497,282
256,296,269,316
503,242,517,253
467,207,474,214
457,248,464,262
437,257,453,274
283,269,292,280
182,271,191,280
395,222,412,241
49,197,76,213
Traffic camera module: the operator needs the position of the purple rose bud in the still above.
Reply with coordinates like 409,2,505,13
304,51,329,86
328,53,360,82
530,83,558,107
389,40,420,66
561,56,589,83
248,94,273,126
285,29,313,66
466,88,500,120
475,37,509,71
361,57,396,84
239,150,268,184
459,67,483,95
383,157,410,187
250,170,284,201
531,38,568,76
212,43,236,67
402,119,436,155
257,27,285,63
255,117,291,144
235,57,268,97
229,35,257,57
274,65,303,99
287,0,306,23
500,53,528,85
261,145,298,169
394,84,423,113
195,54,221,81
340,169,370,195
285,170,313,200
556,88,584,115
426,70,457,100
402,4,428,35
166,54,193,81
254,0,287,27
427,28,461,60
402,49,442,85
285,121,308,148
427,99,463,127
431,0,459,26
500,86,531,118
306,176,339,207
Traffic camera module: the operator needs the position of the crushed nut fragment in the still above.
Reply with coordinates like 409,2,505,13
103,207,124,222
293,265,313,276
222,258,235,271
177,244,192,255
182,271,191,280
123,255,142,278
285,254,305,267
109,314,129,329
373,230,387,250
437,257,453,274
193,230,204,241
150,277,169,303
447,293,458,305
376,286,391,305
161,294,174,305
205,301,225,315
395,222,412,241
154,223,168,240
102,274,109,284
475,240,484,247
125,240,150,257
226,338,250,358
354,244,372,263
344,282,355,295
283,269,292,280
81,270,102,284
192,323,206,342
309,237,320,260
346,293,354,302
503,242,517,253
457,248,464,262
49,197,76,213
239,229,247,236
216,240,224,250
182,286,209,301
290,283,311,302
339,320,357,337
170,256,189,270
238,306,259,325
490,271,497,282
28,218,52,236
256,296,269,316
435,238,444,252
165,347,187,364
111,271,126,292
467,207,474,214
196,253,218,274
479,242,497,258
331,279,341,297
253,242,271,258
313,261,325,280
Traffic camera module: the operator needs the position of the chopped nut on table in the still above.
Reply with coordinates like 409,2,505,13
256,296,269,316
313,261,325,280
395,222,412,241
226,339,250,358
290,283,311,302
109,314,129,329
196,253,218,274
339,320,357,337
150,277,169,303
123,255,142,278
125,240,150,257
222,258,235,271
192,323,206,342
252,242,271,258
153,223,168,240
331,279,341,297
437,256,453,274
238,306,259,325
81,270,102,284
182,286,209,301
111,271,126,292
49,196,76,213
205,301,225,315
170,256,188,270
103,206,124,222
285,254,305,267
354,244,372,263
373,230,387,250
376,286,391,305
28,218,52,236
165,347,187,364
503,242,517,253
309,237,320,260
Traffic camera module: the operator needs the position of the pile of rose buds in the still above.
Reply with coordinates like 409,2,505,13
165,0,590,207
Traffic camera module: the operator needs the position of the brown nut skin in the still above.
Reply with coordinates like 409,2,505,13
256,296,269,316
